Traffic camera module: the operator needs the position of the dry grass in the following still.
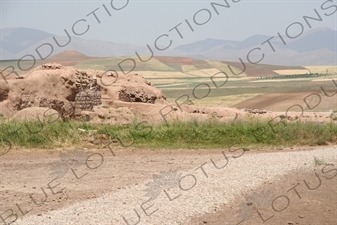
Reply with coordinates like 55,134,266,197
305,66,337,74
140,71,193,78
181,65,198,72
273,69,311,75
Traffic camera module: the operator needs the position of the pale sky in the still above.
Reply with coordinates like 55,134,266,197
1,0,337,47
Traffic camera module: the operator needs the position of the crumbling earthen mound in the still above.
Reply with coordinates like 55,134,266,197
119,86,157,103
0,64,102,120
0,63,250,124
0,64,170,123
11,107,61,122
0,85,9,102
98,72,167,104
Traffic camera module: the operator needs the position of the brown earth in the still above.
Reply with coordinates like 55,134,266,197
185,169,337,225
0,63,250,125
237,91,337,113
0,147,336,224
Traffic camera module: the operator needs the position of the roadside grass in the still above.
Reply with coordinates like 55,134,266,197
0,119,336,150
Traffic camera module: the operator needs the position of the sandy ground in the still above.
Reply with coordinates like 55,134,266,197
0,146,336,225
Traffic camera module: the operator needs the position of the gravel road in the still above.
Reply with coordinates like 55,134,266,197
6,146,337,225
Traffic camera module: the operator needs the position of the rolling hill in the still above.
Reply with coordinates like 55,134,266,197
1,27,336,66
0,51,310,78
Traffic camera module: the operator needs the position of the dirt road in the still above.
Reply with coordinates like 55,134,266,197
0,146,336,225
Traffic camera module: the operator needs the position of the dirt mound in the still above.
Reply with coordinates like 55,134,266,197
0,64,169,122
0,63,247,124
11,107,61,122
98,71,166,103
0,69,23,81
1,64,101,119
1,64,101,120
0,85,9,101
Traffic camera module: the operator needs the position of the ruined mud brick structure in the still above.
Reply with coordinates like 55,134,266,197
74,71,101,115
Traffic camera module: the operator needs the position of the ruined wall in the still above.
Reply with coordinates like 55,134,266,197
118,87,157,104
13,94,76,120
74,71,101,115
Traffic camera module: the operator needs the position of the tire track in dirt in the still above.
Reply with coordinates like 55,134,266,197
7,146,336,225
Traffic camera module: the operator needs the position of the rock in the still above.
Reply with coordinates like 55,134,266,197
78,128,86,132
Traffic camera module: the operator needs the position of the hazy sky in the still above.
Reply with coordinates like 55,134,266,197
1,0,337,47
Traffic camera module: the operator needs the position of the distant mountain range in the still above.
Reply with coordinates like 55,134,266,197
1,27,336,66
0,27,151,61
173,27,337,66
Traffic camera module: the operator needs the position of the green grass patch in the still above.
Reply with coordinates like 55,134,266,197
0,120,87,149
0,119,336,150
131,120,337,148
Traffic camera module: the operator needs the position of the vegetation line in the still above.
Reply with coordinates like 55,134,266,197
0,119,336,150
